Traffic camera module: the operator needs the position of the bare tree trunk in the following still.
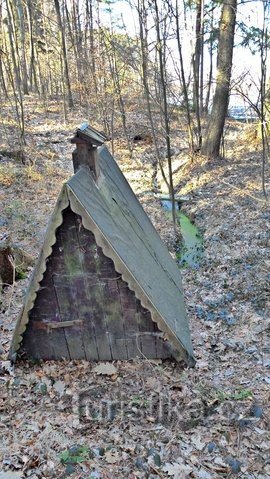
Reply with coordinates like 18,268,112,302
72,0,83,80
3,42,25,146
260,1,269,199
106,31,131,153
153,0,176,228
0,5,8,97
173,1,193,152
192,0,202,148
17,0,29,95
6,0,21,91
204,4,214,113
65,0,83,96
201,0,237,159
54,0,74,109
40,0,53,101
0,53,7,96
26,0,39,93
199,0,205,115
85,0,96,85
5,0,25,146
137,0,169,189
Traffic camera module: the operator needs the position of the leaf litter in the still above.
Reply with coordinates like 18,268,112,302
0,103,269,478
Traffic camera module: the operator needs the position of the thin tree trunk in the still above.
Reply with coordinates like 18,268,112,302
26,0,39,93
175,0,194,152
17,0,28,95
153,0,176,228
3,35,25,146
138,0,169,189
204,4,214,113
6,0,21,91
40,0,52,100
192,0,202,148
0,4,8,97
193,0,202,106
199,0,205,114
202,0,237,159
0,53,7,96
106,30,131,153
85,0,96,82
54,0,74,109
260,2,268,199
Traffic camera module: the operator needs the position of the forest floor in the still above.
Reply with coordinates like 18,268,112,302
0,97,269,479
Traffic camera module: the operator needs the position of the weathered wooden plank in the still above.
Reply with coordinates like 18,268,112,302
44,228,66,276
60,209,84,276
76,220,98,274
9,187,70,360
32,319,83,330
76,214,135,359
117,280,143,359
75,274,99,361
85,276,112,360
31,215,75,360
23,247,70,360
22,315,54,360
103,278,128,360
154,322,171,359
98,249,117,279
136,303,157,358
79,223,125,359
73,213,101,360
53,274,86,359
23,313,71,360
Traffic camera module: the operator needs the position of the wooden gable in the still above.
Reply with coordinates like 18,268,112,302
21,207,171,360
10,124,194,365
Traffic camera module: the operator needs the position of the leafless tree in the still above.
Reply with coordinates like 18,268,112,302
202,0,237,159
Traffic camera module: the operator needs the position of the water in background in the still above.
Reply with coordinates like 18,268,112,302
228,105,258,121
161,200,203,269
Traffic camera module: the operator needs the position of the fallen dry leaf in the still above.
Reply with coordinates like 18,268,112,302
93,363,118,376
0,473,23,479
162,461,193,478
104,450,120,464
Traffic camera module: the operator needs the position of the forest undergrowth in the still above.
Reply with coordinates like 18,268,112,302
0,98,269,479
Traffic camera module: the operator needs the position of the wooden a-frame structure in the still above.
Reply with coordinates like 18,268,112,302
9,124,194,365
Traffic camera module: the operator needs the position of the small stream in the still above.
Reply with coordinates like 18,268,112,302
161,200,203,268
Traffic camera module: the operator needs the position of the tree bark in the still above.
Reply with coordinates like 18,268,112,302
26,0,39,93
204,2,214,113
175,0,195,152
6,0,21,92
138,0,169,189
192,0,202,148
201,0,237,158
17,0,29,95
153,0,176,229
54,0,74,109
0,4,8,96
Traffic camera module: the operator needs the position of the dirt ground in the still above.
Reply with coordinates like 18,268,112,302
0,99,269,479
